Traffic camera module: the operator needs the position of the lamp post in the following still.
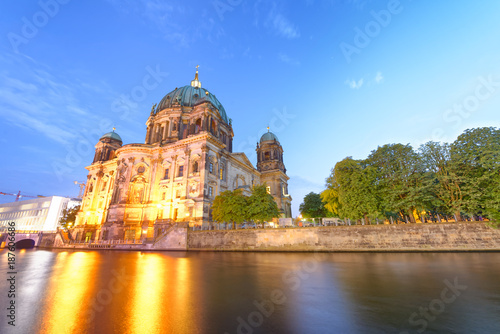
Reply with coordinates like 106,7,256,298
74,181,86,198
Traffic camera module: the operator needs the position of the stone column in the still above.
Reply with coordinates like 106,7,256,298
163,121,169,140
184,149,191,199
145,125,151,144
169,155,177,219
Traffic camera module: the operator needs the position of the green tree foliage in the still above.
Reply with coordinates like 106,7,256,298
323,157,379,222
419,141,463,216
212,185,281,227
320,186,341,216
247,184,280,226
450,127,500,218
59,205,81,230
211,189,248,227
367,143,425,223
299,192,327,218
321,127,500,222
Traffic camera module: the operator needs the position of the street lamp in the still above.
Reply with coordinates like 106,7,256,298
74,181,86,198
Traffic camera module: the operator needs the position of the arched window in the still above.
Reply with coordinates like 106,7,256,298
193,161,199,173
219,165,224,180
211,120,217,135
264,151,270,160
195,119,202,134
209,162,214,173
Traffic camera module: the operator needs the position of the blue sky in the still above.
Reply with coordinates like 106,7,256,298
1,0,499,216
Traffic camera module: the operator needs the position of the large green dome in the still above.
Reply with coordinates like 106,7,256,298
155,71,229,124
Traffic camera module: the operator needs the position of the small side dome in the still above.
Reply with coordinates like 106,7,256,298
100,130,122,142
260,131,279,144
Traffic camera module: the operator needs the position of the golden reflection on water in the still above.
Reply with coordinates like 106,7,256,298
126,255,195,334
40,251,98,334
127,253,166,333
170,258,194,331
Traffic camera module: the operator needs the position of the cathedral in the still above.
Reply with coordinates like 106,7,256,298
74,69,292,241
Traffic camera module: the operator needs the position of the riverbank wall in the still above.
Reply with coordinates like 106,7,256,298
36,225,189,251
187,222,500,252
30,222,500,252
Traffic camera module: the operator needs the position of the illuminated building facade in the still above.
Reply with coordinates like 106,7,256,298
74,70,291,241
0,196,81,232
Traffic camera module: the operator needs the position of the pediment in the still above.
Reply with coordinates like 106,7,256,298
231,152,255,169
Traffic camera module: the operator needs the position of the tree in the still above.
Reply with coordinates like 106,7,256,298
59,205,81,230
321,186,341,217
367,143,425,223
325,157,380,222
320,127,500,224
211,189,248,228
419,141,462,217
299,192,327,218
450,127,500,219
247,184,280,226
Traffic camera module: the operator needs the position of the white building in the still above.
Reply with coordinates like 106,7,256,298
0,196,81,232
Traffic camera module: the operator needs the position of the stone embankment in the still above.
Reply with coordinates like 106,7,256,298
34,222,500,252
38,225,188,251
187,222,500,252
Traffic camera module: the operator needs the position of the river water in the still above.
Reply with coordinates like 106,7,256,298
0,249,499,334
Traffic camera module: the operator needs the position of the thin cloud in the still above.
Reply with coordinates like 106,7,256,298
345,78,364,89
375,71,384,84
278,53,300,66
106,0,194,47
0,54,112,146
254,1,300,39
272,14,300,39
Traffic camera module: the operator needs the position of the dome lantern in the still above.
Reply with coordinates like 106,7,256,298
190,65,201,88
259,128,279,144
100,128,122,142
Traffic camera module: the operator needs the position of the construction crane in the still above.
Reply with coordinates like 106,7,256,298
0,191,42,201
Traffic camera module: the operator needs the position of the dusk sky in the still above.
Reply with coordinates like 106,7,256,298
1,0,499,216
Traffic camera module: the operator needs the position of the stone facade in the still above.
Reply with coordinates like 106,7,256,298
74,71,292,242
257,131,292,217
188,223,500,251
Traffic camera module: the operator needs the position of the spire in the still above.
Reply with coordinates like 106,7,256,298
191,65,201,88
267,126,270,132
